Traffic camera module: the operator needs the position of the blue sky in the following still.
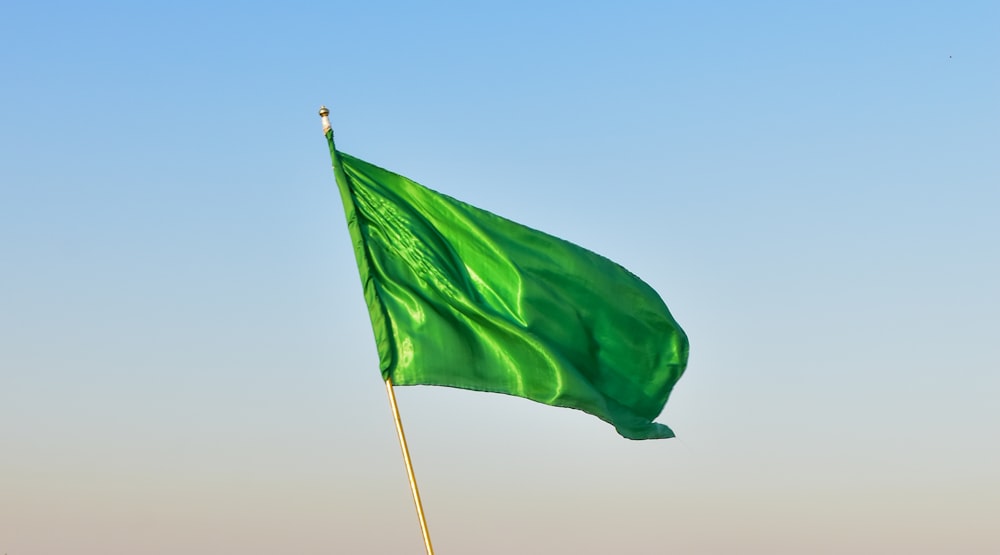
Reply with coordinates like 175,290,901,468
2,1,998,554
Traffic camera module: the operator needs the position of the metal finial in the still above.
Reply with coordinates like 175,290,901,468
319,105,332,133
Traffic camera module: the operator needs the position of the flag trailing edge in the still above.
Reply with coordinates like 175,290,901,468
323,117,689,440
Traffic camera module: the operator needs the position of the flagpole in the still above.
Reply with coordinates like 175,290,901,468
317,106,435,554
384,377,436,555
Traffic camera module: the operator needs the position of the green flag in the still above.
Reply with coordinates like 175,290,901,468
325,130,689,439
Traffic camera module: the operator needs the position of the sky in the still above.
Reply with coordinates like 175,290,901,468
1,1,998,553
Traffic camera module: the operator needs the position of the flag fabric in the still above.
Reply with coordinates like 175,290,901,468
325,130,688,439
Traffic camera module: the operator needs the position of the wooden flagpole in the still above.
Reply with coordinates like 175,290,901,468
385,377,435,555
319,106,434,554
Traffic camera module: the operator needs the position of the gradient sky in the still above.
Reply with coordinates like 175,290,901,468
2,1,998,554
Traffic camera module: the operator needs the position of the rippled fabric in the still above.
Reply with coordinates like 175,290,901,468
326,130,688,439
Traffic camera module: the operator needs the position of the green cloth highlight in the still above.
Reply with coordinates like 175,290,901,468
326,130,688,439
